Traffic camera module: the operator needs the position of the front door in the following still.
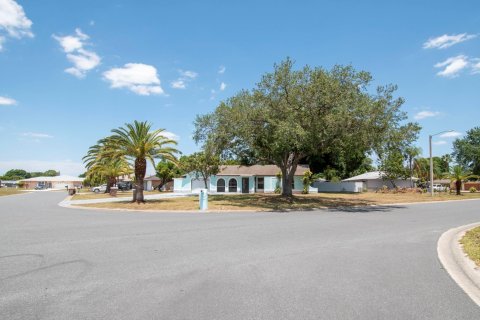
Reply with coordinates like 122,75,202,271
242,178,249,193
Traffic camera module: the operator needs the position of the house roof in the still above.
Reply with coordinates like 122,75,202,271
20,175,84,182
144,175,161,181
216,164,310,176
433,179,452,184
343,171,418,182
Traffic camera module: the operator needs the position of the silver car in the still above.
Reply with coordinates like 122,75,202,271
91,184,107,193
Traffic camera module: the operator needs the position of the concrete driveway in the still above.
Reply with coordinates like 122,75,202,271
1,192,479,319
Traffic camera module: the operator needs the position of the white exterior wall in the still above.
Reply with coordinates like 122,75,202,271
173,177,193,192
365,179,412,191
314,181,364,193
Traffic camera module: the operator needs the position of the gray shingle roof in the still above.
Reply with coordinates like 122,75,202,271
216,164,310,176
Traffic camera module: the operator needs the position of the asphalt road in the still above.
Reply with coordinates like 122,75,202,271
1,192,480,320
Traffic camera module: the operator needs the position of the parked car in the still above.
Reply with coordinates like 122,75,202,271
91,184,107,193
34,184,47,190
431,184,448,192
117,181,132,191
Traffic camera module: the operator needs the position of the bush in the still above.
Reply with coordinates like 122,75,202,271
470,187,477,193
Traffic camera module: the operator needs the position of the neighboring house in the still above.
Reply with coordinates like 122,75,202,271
174,164,317,194
20,175,84,190
144,175,162,191
117,173,134,182
0,180,19,188
342,171,416,191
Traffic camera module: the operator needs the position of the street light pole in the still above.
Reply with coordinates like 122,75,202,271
429,130,454,197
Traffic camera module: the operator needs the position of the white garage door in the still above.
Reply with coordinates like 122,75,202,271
191,178,207,193
53,182,68,189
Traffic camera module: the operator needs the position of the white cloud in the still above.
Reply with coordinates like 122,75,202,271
171,79,186,89
179,70,198,79
434,55,469,78
218,65,226,74
21,132,53,139
471,59,480,74
433,140,447,145
0,0,33,50
162,131,179,141
0,95,16,105
423,33,477,49
53,28,100,78
0,160,85,176
103,63,165,96
414,110,440,120
171,69,198,89
439,131,462,138
220,82,227,91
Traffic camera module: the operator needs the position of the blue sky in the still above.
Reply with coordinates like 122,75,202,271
0,0,479,176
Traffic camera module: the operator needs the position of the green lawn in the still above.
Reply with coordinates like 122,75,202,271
75,192,480,211
460,226,480,267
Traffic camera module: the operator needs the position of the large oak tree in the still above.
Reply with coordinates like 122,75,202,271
194,59,420,196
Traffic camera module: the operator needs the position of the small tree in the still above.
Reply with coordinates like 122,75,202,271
155,161,181,191
448,165,478,195
404,146,421,187
302,170,314,194
180,152,220,189
379,148,408,188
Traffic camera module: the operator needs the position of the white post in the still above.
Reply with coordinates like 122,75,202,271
429,135,434,197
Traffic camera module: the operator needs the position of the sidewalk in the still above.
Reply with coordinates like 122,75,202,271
438,222,480,306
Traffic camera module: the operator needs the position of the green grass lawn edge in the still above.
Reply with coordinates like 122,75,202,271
460,226,480,267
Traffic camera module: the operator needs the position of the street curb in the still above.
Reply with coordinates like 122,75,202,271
437,222,480,307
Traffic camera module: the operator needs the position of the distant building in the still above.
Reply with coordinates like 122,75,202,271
0,180,19,188
20,175,84,189
343,171,417,191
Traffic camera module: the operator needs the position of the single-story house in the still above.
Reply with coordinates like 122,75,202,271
144,175,162,191
0,180,19,188
174,164,317,194
342,171,417,191
20,175,84,190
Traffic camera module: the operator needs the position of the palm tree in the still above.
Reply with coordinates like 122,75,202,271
86,158,132,193
108,121,179,203
404,146,421,187
448,165,478,195
83,138,127,193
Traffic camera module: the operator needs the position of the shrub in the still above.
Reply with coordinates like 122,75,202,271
470,187,477,193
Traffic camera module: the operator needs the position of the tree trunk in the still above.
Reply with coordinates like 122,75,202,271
134,158,147,203
390,179,397,189
202,173,209,189
280,153,299,197
106,176,115,193
456,179,461,195
409,159,414,188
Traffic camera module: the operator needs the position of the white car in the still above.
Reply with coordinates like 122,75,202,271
432,184,448,192
91,184,107,193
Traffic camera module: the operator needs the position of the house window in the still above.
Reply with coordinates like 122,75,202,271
292,179,295,190
217,178,225,192
257,177,264,190
228,178,237,192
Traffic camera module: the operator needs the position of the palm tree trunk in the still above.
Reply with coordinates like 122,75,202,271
106,176,115,193
134,157,147,203
456,179,462,195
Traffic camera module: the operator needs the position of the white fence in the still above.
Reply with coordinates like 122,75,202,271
313,181,364,193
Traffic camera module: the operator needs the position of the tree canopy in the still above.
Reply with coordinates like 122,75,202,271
0,169,60,180
453,127,480,175
194,58,420,196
